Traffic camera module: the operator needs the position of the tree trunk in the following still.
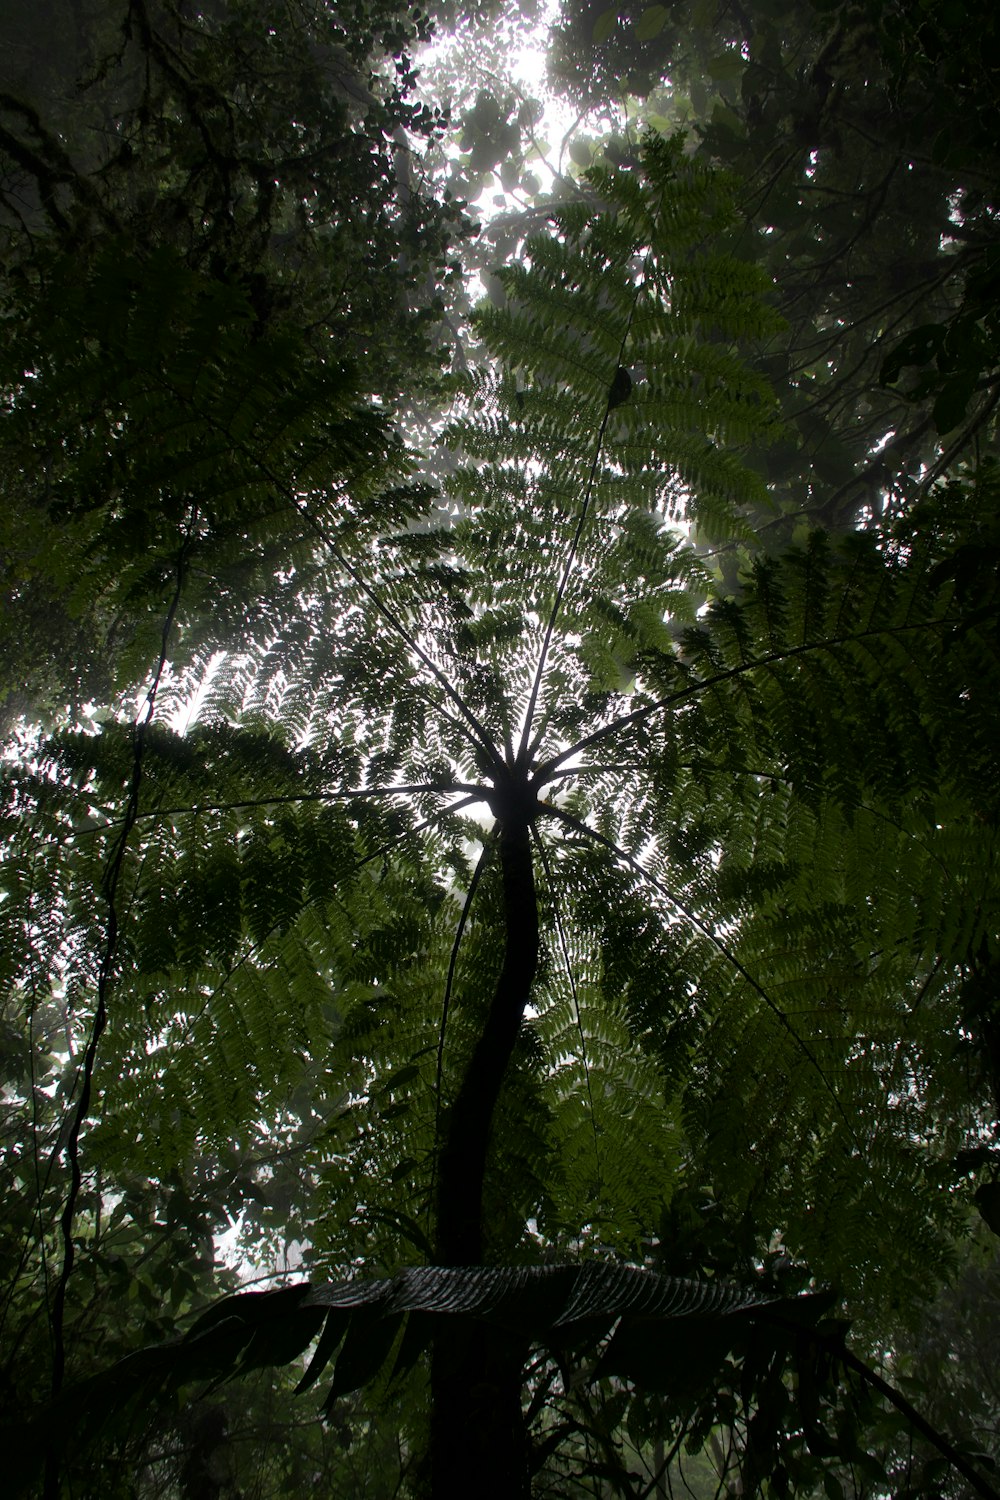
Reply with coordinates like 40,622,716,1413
431,813,538,1498
429,1321,531,1499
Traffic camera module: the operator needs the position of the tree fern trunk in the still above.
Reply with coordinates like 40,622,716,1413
431,812,538,1497
434,813,538,1266
429,1321,531,1500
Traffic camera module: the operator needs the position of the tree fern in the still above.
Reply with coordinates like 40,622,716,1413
3,128,999,1498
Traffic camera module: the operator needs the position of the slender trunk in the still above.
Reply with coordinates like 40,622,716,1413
431,813,538,1498
429,1320,531,1500
434,815,538,1267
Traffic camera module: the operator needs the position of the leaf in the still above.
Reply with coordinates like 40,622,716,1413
386,1309,435,1387
294,1308,351,1394
933,372,979,433
707,50,745,81
635,5,668,40
326,1310,405,1403
71,1264,803,1406
240,1304,326,1373
880,324,946,386
592,8,620,43
594,1314,739,1394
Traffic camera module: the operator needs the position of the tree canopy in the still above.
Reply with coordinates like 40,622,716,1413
1,2,999,1498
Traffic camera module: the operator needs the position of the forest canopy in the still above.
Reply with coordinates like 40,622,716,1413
1,1,999,1497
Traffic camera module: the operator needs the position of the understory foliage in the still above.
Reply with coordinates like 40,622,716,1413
1,24,1000,1500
